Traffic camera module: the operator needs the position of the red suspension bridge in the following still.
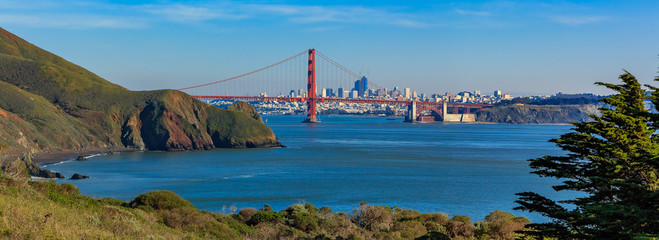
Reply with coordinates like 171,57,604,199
178,49,492,123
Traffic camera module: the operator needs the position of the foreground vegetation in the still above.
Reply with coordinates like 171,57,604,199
515,71,659,239
0,172,530,239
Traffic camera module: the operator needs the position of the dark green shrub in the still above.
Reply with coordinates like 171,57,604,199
128,190,193,211
476,210,530,240
398,209,421,221
351,203,394,232
260,204,273,212
215,214,253,236
161,208,240,239
393,220,427,239
291,211,318,232
452,215,471,225
98,197,125,206
447,216,475,239
415,231,451,240
238,208,257,222
247,211,283,225
304,203,319,214
319,206,332,215
420,213,449,225
281,204,319,232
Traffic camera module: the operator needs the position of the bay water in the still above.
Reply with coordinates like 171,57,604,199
46,115,576,222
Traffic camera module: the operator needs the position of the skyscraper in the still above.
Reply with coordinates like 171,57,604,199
353,76,368,97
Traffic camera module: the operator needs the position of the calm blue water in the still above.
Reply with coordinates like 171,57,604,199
46,115,576,222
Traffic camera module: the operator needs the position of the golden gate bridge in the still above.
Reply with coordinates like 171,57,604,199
177,49,492,123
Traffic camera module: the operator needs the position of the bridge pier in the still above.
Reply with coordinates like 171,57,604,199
405,100,417,122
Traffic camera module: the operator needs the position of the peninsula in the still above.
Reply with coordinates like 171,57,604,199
0,27,281,166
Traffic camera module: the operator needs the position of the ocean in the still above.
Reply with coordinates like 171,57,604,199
46,115,578,222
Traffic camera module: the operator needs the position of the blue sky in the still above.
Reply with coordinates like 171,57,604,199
1,0,658,96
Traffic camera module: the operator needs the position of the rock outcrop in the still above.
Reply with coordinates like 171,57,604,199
1,155,64,179
70,173,90,179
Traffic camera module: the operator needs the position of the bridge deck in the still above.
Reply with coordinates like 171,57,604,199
192,95,493,108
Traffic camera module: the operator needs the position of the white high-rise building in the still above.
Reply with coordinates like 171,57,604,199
350,90,358,99
404,88,411,98
321,88,327,98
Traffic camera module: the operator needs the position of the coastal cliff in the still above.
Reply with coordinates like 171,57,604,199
475,104,600,124
0,27,280,159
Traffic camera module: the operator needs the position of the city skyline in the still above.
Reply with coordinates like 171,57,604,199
1,0,657,95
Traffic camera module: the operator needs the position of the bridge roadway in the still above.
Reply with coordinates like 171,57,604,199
192,95,491,109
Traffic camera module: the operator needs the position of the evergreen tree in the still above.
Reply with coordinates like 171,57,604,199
515,71,659,239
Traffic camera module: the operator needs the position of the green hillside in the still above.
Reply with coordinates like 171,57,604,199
0,27,280,159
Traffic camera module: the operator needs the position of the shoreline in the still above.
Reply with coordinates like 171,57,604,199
32,147,141,164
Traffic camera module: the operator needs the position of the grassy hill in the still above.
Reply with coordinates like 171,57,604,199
0,27,280,158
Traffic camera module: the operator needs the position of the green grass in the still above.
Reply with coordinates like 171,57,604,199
0,170,533,240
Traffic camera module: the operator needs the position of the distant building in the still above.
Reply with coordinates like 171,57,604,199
350,90,359,99
290,90,296,97
494,90,502,97
321,88,327,98
338,88,344,98
353,76,368,97
404,88,411,99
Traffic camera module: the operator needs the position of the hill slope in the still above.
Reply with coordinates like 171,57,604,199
0,27,280,158
475,104,599,124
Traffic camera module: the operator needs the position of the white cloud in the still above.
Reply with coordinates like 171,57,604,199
304,26,343,32
0,14,146,29
140,4,247,22
549,15,607,26
0,1,436,29
247,4,434,28
455,9,491,17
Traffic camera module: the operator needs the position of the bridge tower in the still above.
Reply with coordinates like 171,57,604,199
303,49,320,123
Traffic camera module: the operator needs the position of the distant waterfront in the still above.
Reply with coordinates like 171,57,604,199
46,115,578,222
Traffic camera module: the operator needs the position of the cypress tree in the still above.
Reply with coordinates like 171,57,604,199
515,71,659,239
